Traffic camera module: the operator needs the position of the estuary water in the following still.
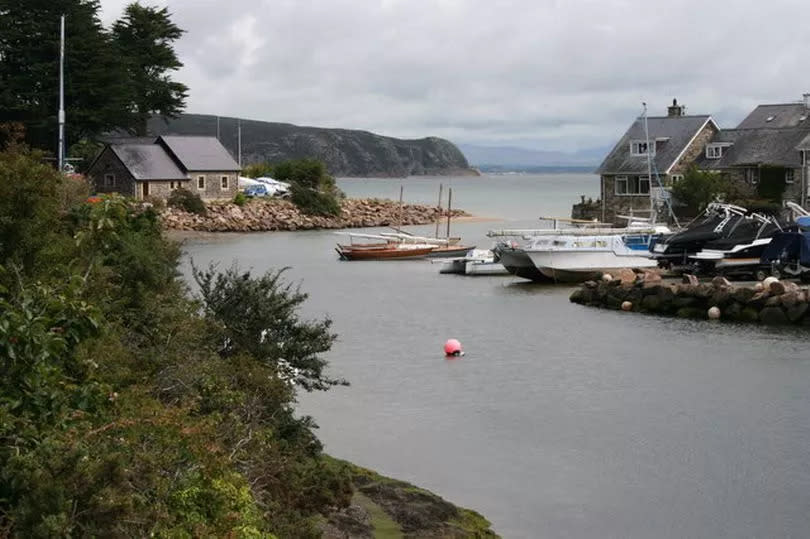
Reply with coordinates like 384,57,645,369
179,173,810,538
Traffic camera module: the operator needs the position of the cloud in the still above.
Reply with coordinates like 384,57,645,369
98,0,810,152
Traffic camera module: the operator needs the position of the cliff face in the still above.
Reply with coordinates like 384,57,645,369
147,114,475,177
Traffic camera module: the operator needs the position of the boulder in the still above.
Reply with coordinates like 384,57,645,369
768,280,786,296
616,268,637,285
739,307,760,322
676,307,706,319
786,302,809,323
682,274,700,286
711,276,733,289
760,306,789,325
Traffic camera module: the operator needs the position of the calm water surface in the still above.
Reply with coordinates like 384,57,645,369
180,174,810,538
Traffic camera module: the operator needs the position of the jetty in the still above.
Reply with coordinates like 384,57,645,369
570,271,810,325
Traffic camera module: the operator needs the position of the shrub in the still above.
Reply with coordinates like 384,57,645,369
290,184,341,217
167,187,206,215
233,191,247,206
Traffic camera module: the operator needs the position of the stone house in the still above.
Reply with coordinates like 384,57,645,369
87,135,240,200
694,95,810,208
595,100,719,223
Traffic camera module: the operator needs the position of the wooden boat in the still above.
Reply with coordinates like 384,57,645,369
336,243,437,260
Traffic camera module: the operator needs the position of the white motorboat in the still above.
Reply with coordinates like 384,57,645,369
524,229,666,282
438,249,506,275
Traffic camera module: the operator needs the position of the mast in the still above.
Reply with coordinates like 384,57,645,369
216,116,220,140
237,119,242,167
435,183,443,238
445,188,453,238
642,102,654,220
398,185,404,229
57,15,66,172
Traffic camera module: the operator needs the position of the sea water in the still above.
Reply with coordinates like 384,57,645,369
179,173,810,538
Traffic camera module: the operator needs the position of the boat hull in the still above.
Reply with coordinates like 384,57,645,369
424,245,476,258
336,245,437,260
465,261,509,275
527,250,657,283
493,246,551,282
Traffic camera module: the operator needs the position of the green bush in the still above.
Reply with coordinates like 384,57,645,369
290,184,341,216
167,187,207,215
233,191,247,206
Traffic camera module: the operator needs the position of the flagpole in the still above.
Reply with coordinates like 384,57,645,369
58,14,66,172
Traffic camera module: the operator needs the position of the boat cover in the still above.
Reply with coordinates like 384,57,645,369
760,231,810,265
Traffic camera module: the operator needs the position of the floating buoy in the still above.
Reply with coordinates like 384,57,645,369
763,276,779,288
602,273,613,282
444,338,463,357
621,301,632,311
708,306,721,320
754,282,764,292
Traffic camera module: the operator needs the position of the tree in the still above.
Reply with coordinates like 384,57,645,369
112,3,188,136
0,0,132,151
670,165,740,217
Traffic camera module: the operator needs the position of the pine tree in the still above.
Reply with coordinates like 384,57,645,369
0,0,132,152
113,3,189,136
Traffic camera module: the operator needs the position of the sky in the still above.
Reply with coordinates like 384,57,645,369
98,0,810,153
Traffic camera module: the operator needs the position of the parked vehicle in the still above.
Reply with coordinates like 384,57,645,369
244,184,271,197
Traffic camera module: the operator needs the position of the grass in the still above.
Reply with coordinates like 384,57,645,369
352,491,403,539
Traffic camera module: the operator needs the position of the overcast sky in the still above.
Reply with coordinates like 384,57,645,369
98,0,810,153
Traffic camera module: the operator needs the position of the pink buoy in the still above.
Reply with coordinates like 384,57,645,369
444,338,463,357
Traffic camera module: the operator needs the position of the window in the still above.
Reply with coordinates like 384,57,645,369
197,175,205,190
614,175,649,196
670,174,684,184
746,168,759,185
706,144,724,159
221,176,229,190
785,169,795,184
630,140,654,156
104,173,115,187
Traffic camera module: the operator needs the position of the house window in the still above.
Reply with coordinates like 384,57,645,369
746,169,759,185
785,169,795,184
104,173,115,187
670,174,684,184
614,175,650,196
197,175,205,190
630,141,654,156
706,144,724,159
221,176,229,190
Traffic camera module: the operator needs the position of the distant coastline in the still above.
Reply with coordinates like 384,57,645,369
475,164,597,174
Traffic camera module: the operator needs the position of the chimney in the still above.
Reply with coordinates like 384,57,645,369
804,93,810,110
667,98,686,117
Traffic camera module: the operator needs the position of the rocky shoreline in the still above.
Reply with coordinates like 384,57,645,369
570,270,810,325
161,198,468,232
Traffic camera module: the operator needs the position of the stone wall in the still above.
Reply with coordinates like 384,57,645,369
187,171,239,200
669,122,718,175
87,148,137,197
161,198,468,232
570,273,810,325
600,175,653,224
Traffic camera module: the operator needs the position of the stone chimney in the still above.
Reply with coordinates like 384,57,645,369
804,93,810,109
667,98,686,117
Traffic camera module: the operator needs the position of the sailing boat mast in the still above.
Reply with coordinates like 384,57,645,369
445,188,453,238
642,102,655,221
57,15,66,172
435,183,443,238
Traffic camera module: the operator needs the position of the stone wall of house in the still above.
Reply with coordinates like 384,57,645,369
87,148,137,197
669,123,718,175
138,180,193,200
600,175,655,224
187,171,239,200
783,167,802,203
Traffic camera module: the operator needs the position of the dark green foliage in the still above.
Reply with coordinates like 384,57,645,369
167,187,207,215
272,159,343,216
0,147,352,536
671,165,742,217
112,3,188,136
194,265,347,391
242,162,274,179
67,138,103,172
0,0,133,150
233,191,247,206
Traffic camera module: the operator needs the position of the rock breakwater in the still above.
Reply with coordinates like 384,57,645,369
570,271,810,325
161,198,468,232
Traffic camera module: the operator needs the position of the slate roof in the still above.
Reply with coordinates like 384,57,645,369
109,144,187,180
695,128,809,169
596,115,715,175
736,103,810,129
158,136,240,171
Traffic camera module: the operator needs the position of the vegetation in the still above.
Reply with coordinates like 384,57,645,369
244,159,343,216
0,1,187,154
0,141,354,536
670,165,741,216
168,187,207,215
112,4,189,136
233,191,248,206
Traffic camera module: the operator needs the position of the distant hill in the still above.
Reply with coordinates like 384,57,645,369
146,114,475,177
458,143,607,171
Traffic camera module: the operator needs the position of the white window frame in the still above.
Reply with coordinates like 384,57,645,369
615,176,628,195
706,145,723,159
746,168,759,185
197,175,206,190
220,175,229,190
670,174,684,183
630,140,654,156
638,175,651,195
104,173,115,187
785,169,795,184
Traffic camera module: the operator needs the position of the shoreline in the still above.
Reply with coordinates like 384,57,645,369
161,197,473,233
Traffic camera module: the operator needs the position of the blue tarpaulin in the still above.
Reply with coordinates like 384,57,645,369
761,231,810,266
